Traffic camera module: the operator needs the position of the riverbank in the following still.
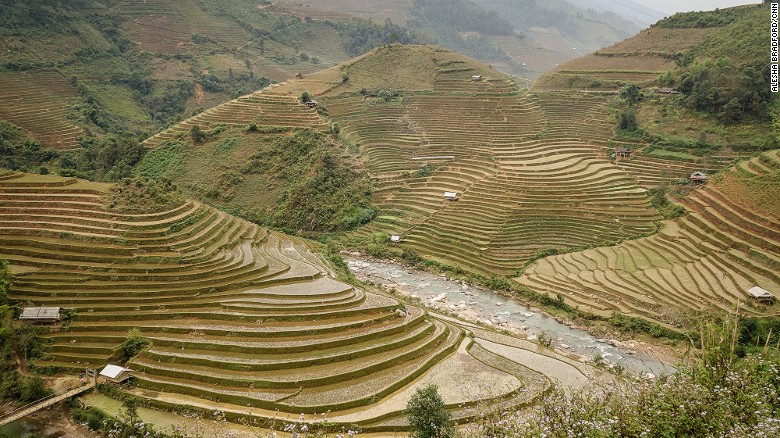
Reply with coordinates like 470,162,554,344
344,253,680,376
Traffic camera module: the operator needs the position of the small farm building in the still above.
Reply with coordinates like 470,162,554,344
444,191,459,201
616,147,631,159
295,72,304,79
747,286,775,304
471,75,483,81
390,235,402,243
690,172,709,184
657,88,680,95
19,306,60,323
100,365,133,384
305,100,318,108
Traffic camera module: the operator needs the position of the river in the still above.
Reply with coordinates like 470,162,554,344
345,255,676,377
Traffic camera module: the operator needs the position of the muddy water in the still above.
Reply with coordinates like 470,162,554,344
0,418,65,438
346,255,676,377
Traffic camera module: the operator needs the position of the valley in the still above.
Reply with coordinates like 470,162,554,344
0,2,778,437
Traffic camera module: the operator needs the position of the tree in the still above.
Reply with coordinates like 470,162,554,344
117,328,150,362
190,125,206,143
658,70,675,86
300,91,311,103
618,109,638,131
620,84,642,104
720,97,743,123
406,384,453,438
0,259,9,306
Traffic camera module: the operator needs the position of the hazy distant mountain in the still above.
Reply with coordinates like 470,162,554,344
284,0,645,79
566,0,666,27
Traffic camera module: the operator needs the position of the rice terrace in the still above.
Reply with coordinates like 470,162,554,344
0,1,779,437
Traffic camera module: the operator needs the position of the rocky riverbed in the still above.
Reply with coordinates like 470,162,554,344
345,254,677,377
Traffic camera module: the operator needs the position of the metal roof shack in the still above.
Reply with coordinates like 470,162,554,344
443,191,459,201
657,87,680,94
747,286,775,304
615,147,631,158
305,100,318,108
471,75,483,81
690,171,709,184
19,307,60,323
390,235,402,243
99,365,132,384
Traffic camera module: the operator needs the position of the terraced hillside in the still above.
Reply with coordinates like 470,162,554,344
0,0,418,148
142,91,328,149
519,151,780,326
534,4,766,92
264,46,660,275
533,26,711,91
0,71,85,150
0,171,576,431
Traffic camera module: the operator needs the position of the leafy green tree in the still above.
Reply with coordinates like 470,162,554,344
618,109,638,131
658,70,675,86
620,84,642,104
190,125,206,143
406,384,453,438
117,328,150,362
300,91,311,103
0,259,9,306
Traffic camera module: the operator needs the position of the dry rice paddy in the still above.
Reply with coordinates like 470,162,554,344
0,170,585,431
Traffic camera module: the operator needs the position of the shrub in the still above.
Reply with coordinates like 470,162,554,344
620,84,642,104
18,376,50,402
407,384,453,438
117,328,150,362
104,176,182,213
190,125,206,143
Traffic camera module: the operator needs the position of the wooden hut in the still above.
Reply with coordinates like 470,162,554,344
657,87,680,95
747,286,775,304
615,147,631,159
19,307,60,324
690,172,709,184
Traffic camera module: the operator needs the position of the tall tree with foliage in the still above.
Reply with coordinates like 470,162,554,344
406,384,453,438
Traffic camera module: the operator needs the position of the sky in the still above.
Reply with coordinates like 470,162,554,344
634,0,759,14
